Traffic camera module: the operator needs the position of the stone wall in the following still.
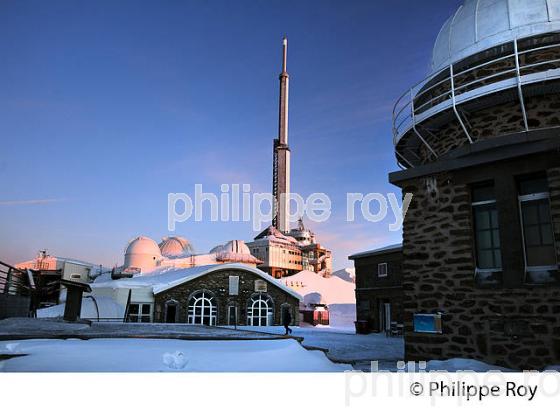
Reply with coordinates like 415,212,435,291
400,168,560,370
549,167,560,266
415,88,560,164
154,268,300,326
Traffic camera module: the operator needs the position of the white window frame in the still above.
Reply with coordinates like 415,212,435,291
187,290,217,326
377,262,388,278
471,198,502,272
247,294,273,326
518,191,558,276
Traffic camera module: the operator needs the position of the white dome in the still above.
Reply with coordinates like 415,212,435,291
210,240,251,255
221,240,251,255
124,236,161,273
159,236,194,258
211,240,261,265
125,236,161,256
431,0,560,73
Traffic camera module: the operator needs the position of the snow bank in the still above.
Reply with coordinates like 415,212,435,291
0,338,351,372
280,270,355,305
279,270,356,328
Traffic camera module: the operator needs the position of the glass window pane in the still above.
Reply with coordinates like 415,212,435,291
490,209,499,229
521,196,557,267
477,231,492,249
478,250,494,269
494,250,502,269
541,224,554,245
129,304,139,314
475,209,490,229
518,174,548,195
472,183,495,202
492,230,501,247
141,304,151,314
522,203,539,225
525,226,541,246
539,202,551,220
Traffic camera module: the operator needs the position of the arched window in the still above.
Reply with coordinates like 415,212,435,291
187,290,217,326
247,293,273,326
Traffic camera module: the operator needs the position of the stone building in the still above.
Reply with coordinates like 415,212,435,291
349,244,403,334
390,0,560,369
91,264,301,326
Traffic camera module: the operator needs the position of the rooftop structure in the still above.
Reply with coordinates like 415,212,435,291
393,0,560,169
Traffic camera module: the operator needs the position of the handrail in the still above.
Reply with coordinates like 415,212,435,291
392,34,560,149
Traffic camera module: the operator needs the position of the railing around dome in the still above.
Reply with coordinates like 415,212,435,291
392,34,560,168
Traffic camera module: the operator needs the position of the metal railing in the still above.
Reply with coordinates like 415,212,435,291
0,261,31,296
392,34,560,166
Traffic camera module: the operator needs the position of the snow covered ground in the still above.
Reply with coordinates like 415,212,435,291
233,325,404,368
0,338,352,372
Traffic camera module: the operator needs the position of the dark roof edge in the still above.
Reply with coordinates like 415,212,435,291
348,243,402,260
389,128,560,185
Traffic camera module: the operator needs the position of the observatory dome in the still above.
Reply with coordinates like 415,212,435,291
159,236,194,258
124,236,162,274
431,0,560,73
210,240,252,255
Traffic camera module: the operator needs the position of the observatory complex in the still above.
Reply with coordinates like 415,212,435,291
390,0,560,369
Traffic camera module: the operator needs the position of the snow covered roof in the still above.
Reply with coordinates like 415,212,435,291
91,263,302,300
16,255,98,270
251,225,299,246
348,243,402,260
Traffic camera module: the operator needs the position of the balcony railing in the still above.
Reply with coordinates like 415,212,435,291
392,33,560,168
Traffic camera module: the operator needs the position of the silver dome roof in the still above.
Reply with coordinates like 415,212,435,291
432,0,560,73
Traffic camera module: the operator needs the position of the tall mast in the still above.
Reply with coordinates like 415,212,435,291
273,37,291,233
278,37,289,145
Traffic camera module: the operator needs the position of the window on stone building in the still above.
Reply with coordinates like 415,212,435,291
377,263,388,277
472,183,502,273
188,290,217,326
127,303,152,323
247,293,273,326
518,174,558,282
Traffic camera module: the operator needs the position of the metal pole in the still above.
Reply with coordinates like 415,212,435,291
514,38,529,131
450,64,474,144
411,88,439,158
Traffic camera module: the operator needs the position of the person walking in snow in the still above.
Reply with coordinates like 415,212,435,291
283,309,292,335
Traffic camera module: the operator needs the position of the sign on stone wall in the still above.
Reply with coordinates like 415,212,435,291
229,276,239,296
413,313,442,334
254,279,267,292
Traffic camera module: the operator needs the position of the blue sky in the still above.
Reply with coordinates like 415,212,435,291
0,0,462,269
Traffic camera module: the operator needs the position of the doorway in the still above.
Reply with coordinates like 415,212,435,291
164,301,178,323
378,301,391,333
228,305,237,326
